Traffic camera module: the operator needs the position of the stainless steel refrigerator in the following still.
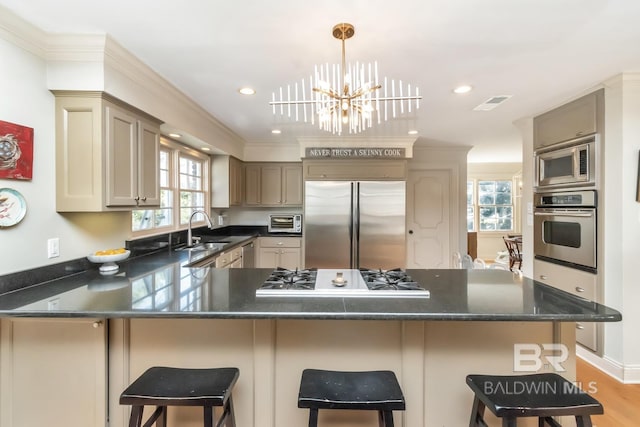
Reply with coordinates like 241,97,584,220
304,181,406,269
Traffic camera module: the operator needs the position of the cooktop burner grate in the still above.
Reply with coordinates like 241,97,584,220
260,267,317,290
359,268,425,291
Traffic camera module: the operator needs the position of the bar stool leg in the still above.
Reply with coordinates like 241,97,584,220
222,395,236,427
128,406,143,427
158,406,167,427
502,418,516,427
469,396,486,427
204,406,213,427
576,416,593,427
378,410,394,427
308,408,319,427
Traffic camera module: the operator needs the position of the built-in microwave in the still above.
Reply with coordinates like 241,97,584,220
534,135,597,191
268,214,302,233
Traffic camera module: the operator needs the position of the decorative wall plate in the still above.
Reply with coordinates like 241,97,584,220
0,188,27,227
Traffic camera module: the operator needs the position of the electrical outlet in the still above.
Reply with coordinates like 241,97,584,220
47,238,60,258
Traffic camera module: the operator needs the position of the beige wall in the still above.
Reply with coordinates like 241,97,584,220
0,37,132,275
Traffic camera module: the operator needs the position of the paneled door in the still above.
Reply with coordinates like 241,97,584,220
406,170,451,268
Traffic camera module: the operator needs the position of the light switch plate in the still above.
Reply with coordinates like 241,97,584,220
47,238,60,258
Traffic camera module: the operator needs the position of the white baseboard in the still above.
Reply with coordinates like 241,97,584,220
577,345,640,384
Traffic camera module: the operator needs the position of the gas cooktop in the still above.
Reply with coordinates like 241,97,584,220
256,268,430,298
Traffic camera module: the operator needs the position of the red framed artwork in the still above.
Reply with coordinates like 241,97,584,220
0,120,33,180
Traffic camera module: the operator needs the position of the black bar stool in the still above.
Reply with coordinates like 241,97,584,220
298,369,406,427
466,373,603,427
120,366,239,427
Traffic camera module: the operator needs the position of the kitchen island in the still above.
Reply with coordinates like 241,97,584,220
0,250,621,427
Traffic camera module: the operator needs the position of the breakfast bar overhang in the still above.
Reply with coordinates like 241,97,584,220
0,253,621,427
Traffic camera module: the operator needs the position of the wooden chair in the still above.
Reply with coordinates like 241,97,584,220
502,237,523,271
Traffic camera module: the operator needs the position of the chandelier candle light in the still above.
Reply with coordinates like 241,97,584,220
270,23,422,135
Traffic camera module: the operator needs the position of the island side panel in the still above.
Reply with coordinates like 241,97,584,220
424,321,576,427
110,318,576,427
111,318,257,427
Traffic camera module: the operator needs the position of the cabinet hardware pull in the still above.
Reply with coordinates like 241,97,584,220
134,196,140,202
576,324,585,330
575,286,585,293
540,275,548,280
92,321,103,328
141,196,147,202
408,230,414,234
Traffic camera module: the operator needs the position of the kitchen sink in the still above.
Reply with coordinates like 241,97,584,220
177,242,227,252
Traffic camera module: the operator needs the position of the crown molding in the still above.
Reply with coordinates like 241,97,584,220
0,5,47,57
101,35,242,146
46,33,107,62
1,8,244,152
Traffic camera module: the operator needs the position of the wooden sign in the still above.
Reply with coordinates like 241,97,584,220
305,147,405,159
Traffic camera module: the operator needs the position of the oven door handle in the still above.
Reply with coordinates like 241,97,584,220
533,211,594,218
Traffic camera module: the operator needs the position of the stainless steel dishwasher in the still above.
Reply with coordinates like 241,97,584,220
241,241,255,268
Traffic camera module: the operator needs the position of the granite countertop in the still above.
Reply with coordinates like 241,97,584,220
0,245,622,322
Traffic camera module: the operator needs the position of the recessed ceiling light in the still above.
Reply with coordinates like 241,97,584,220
408,130,419,135
168,133,182,138
239,87,256,95
271,129,282,134
453,85,473,94
201,147,211,152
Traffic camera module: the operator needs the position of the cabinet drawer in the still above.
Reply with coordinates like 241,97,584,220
216,246,243,268
576,321,597,352
259,237,301,248
533,259,597,300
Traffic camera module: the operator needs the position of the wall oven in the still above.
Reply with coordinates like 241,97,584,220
534,190,596,272
534,134,597,191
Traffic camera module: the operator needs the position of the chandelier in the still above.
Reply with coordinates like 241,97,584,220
270,23,422,135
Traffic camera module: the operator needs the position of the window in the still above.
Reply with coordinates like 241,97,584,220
132,138,209,235
467,179,513,232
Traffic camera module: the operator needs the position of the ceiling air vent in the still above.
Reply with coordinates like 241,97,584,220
473,95,512,111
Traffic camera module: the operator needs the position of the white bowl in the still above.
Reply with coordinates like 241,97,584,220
87,250,130,273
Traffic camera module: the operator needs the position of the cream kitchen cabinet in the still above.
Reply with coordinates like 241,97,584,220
533,89,604,148
244,163,303,207
0,318,107,427
54,91,162,212
303,159,407,180
257,237,302,269
534,259,599,351
215,246,243,268
212,155,243,208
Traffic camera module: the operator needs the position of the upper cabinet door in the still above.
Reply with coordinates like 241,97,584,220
282,164,303,205
260,165,283,205
534,89,603,148
137,120,160,206
105,104,138,206
244,164,261,205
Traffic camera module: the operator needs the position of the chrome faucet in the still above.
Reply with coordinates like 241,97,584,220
187,210,214,247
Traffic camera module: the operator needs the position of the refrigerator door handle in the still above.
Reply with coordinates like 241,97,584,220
354,182,360,268
349,182,354,268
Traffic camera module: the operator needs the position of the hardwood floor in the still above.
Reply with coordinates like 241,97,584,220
576,357,640,426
